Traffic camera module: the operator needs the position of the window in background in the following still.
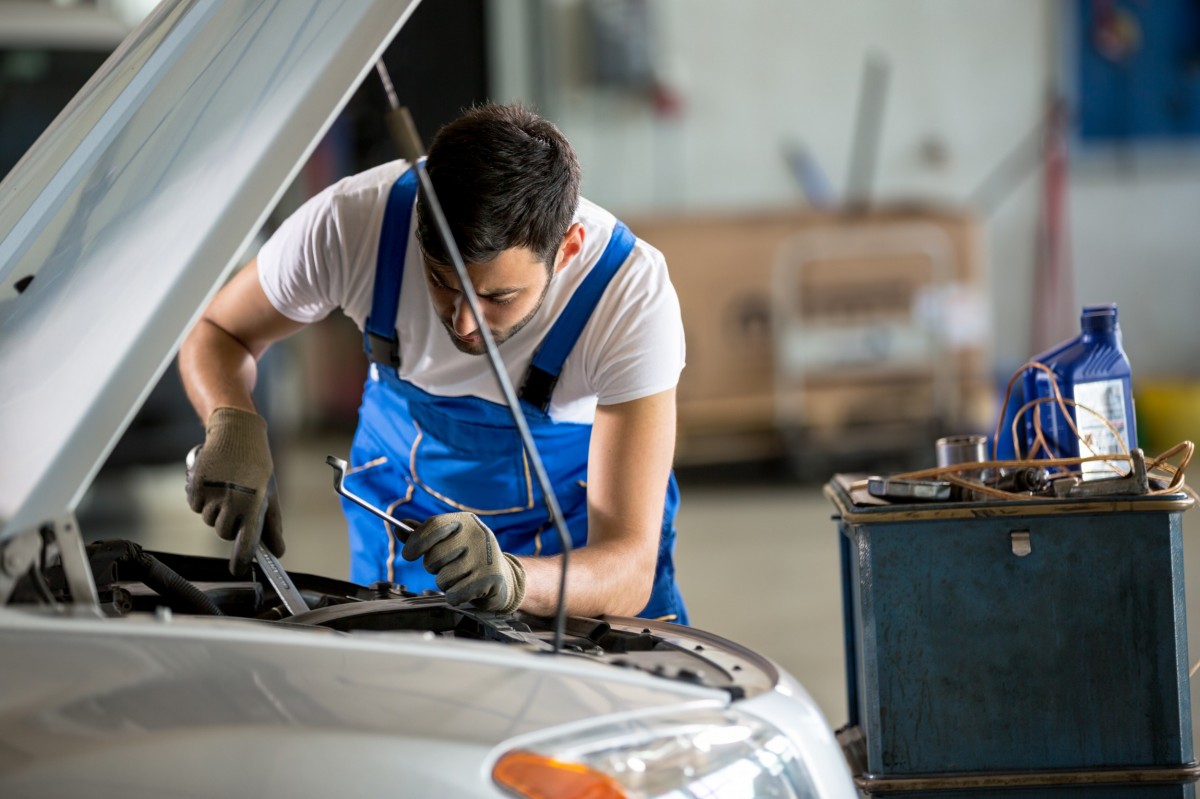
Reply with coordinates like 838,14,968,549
1076,0,1200,143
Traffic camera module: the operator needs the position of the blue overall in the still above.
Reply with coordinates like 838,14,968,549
339,168,688,623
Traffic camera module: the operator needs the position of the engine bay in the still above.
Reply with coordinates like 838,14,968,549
15,538,775,700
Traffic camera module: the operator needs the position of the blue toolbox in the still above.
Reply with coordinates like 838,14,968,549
826,474,1198,797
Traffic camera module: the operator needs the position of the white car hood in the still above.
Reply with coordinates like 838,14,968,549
0,0,419,539
0,609,726,797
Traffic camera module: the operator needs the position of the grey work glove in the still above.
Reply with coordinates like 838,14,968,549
185,407,284,575
401,512,526,613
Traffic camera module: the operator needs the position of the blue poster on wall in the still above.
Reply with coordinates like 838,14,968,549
1076,0,1200,142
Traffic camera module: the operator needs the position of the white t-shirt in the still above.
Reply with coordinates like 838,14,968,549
257,161,685,424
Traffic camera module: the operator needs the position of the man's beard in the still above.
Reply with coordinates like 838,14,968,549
440,278,553,355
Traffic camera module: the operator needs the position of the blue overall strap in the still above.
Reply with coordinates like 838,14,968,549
364,166,420,369
520,221,637,413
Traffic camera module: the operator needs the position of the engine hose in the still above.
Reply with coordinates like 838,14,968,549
134,551,224,616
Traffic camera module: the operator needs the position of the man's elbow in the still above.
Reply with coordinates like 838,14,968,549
609,551,657,617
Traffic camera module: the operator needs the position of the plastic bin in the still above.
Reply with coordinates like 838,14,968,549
826,474,1198,796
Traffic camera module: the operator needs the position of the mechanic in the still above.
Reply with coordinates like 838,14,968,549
179,103,688,623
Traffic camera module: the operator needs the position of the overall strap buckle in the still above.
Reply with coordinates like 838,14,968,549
519,365,559,414
365,330,400,368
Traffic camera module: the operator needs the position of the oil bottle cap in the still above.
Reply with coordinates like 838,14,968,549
1081,303,1118,332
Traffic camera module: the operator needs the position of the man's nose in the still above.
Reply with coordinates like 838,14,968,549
452,296,478,336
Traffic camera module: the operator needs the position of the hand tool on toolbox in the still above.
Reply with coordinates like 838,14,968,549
186,445,309,614
1054,448,1151,498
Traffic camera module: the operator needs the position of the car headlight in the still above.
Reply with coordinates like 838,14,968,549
492,708,821,798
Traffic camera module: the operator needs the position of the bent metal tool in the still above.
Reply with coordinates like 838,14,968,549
324,455,415,540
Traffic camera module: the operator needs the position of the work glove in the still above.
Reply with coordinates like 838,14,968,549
185,407,284,575
401,512,526,613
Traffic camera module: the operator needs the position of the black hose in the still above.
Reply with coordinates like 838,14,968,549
135,551,224,616
88,539,223,616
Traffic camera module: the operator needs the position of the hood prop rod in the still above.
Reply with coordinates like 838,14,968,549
374,63,571,654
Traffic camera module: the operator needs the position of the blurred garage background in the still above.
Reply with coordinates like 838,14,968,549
5,0,1200,742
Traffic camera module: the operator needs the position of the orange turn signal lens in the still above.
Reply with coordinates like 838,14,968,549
492,751,629,799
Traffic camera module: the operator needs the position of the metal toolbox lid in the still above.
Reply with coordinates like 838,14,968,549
825,473,1195,524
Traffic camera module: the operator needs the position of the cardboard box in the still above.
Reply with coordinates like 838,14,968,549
624,206,991,465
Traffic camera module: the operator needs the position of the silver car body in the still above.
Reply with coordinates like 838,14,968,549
0,2,856,796
2,609,851,797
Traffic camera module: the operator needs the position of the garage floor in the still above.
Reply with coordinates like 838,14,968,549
81,431,1200,746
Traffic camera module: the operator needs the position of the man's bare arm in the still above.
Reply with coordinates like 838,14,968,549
179,259,307,420
517,387,676,617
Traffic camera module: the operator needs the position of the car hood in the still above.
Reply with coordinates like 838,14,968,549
0,0,419,540
0,608,726,797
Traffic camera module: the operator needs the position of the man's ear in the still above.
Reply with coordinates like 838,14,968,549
553,223,586,274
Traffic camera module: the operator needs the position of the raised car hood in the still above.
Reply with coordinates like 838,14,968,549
0,0,419,539
0,609,724,797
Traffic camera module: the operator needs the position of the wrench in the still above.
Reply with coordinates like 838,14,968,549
324,455,416,539
253,540,309,615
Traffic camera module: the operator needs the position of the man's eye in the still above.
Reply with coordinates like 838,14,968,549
430,274,456,292
487,294,517,305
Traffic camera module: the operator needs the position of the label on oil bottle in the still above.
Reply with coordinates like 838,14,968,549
1073,378,1128,479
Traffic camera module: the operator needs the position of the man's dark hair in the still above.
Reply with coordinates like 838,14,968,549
415,103,581,269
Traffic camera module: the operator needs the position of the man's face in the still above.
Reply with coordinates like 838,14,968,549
423,247,555,355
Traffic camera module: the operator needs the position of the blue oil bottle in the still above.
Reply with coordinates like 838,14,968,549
993,335,1078,461
1022,303,1136,475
